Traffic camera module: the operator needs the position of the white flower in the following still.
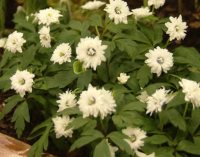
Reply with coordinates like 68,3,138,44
36,7,62,26
136,151,155,157
122,127,146,150
52,116,73,138
108,143,118,157
78,84,116,119
51,43,72,64
146,88,172,115
104,0,131,24
57,91,77,112
76,37,107,70
132,7,152,20
179,78,200,108
5,31,26,53
117,73,130,84
145,47,174,77
148,0,165,9
10,70,35,97
165,15,188,41
98,88,116,119
38,26,51,48
0,38,7,48
81,0,105,10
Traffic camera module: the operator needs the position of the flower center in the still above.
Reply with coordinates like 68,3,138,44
115,7,121,14
157,57,164,64
87,48,96,56
19,78,25,85
130,134,136,142
88,97,96,106
175,25,180,31
59,52,65,57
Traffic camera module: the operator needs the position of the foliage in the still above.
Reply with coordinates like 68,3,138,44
1,1,200,157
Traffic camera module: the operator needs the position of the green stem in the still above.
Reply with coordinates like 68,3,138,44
169,74,181,80
95,26,100,37
183,103,189,118
164,39,171,48
101,20,111,38
100,118,106,135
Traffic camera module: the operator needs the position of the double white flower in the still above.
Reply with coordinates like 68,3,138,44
5,31,26,53
104,0,131,24
52,116,73,138
145,47,174,77
179,78,200,108
78,84,116,119
76,37,107,70
10,70,35,97
165,15,187,41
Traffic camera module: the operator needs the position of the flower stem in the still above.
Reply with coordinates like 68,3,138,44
164,39,171,48
99,118,107,135
95,26,100,37
183,103,189,118
169,74,181,80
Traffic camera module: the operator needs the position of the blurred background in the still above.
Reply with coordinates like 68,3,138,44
0,0,200,50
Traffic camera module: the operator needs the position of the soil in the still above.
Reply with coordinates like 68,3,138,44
1,0,200,157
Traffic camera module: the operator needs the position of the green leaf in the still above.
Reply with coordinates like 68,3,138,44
77,70,92,90
145,135,170,145
14,11,36,32
89,14,103,27
177,138,200,155
167,109,186,131
93,139,111,157
67,117,89,130
21,45,37,68
137,65,152,87
0,95,23,120
188,109,200,134
28,123,52,157
70,130,104,151
97,63,109,83
174,46,200,68
166,91,185,109
57,107,81,116
43,70,77,89
0,0,5,31
108,132,134,156
58,30,80,44
115,39,138,60
121,101,146,112
11,101,30,137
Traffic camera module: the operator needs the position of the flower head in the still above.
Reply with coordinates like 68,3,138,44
136,151,155,157
36,7,62,26
78,84,116,119
5,31,26,53
76,37,107,70
10,70,35,97
81,0,105,10
104,0,131,24
108,142,118,157
122,127,146,150
51,43,72,64
146,88,172,115
117,73,130,84
52,116,73,138
179,78,200,108
38,26,51,48
98,88,117,119
165,15,187,41
145,47,174,77
148,0,165,9
57,91,77,112
132,7,152,20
